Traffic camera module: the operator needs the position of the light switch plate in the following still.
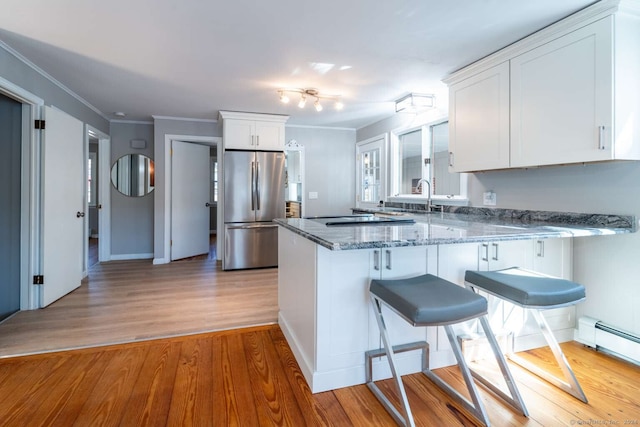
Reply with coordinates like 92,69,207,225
483,191,496,206
309,191,318,200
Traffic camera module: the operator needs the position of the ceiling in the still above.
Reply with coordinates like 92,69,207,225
0,0,596,129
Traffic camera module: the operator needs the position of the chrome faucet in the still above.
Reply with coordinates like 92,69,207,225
416,178,432,211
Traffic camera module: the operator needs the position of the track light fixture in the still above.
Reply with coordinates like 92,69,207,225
278,88,343,112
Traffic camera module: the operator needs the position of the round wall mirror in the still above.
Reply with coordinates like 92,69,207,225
111,154,155,197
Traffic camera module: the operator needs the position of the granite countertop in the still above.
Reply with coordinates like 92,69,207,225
274,207,637,251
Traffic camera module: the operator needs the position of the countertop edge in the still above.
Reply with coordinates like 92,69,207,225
275,208,637,251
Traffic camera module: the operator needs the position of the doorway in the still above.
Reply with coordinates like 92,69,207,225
0,92,22,321
160,135,221,264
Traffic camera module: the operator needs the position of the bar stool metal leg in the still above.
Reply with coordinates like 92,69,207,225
471,316,529,416
507,310,587,402
368,295,416,427
367,294,528,427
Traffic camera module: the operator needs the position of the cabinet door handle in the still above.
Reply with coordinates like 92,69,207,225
251,135,255,146
256,135,260,146
449,152,454,167
537,240,545,257
385,250,392,270
374,250,380,271
598,125,605,150
481,243,489,261
491,243,499,261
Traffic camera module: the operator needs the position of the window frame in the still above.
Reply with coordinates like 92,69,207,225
388,119,468,206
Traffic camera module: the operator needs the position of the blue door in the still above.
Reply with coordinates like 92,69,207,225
0,92,21,320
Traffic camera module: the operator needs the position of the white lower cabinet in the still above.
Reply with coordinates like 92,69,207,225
278,226,575,393
437,239,575,353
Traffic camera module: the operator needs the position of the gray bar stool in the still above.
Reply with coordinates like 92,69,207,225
366,274,528,427
464,267,587,402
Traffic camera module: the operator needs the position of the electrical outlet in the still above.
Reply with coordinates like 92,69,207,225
483,191,496,206
309,192,318,200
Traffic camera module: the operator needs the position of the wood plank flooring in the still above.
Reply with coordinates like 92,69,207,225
0,325,638,426
0,258,277,357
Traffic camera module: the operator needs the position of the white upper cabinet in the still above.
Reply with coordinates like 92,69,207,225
449,62,510,172
219,111,288,151
510,17,614,167
444,1,640,172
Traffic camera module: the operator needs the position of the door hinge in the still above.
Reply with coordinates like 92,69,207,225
34,119,46,129
33,275,44,285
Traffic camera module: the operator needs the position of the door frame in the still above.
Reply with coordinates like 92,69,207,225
159,134,221,264
0,76,43,310
85,125,111,270
355,133,388,208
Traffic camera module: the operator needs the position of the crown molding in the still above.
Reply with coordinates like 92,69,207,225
151,115,218,123
0,39,109,121
218,110,289,123
110,119,154,125
285,123,356,131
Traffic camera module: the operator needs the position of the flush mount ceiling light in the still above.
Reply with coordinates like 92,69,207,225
278,88,343,111
394,93,436,113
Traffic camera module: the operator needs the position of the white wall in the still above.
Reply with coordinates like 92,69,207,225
285,126,357,217
468,161,640,336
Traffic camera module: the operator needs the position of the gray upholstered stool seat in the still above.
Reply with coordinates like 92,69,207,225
367,274,528,427
464,267,588,403
464,267,585,307
370,274,488,325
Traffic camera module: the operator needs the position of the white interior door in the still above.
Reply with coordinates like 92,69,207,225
171,140,210,260
356,136,386,208
41,106,84,307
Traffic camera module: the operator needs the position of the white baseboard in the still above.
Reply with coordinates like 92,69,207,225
152,257,170,265
110,253,154,261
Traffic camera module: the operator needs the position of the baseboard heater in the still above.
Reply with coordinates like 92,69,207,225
576,316,640,365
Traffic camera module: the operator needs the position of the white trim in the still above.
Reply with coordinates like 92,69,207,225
285,123,356,131
110,119,154,125
151,115,218,123
0,41,109,121
218,111,289,123
158,134,221,265
355,133,388,208
110,253,154,261
284,142,306,217
0,77,44,310
87,125,111,263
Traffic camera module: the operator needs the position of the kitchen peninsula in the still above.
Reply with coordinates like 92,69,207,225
275,208,636,393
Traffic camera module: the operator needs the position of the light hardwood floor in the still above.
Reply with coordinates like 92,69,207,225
0,257,277,357
0,325,638,426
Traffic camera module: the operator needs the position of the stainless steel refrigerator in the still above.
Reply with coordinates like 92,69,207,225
223,150,285,270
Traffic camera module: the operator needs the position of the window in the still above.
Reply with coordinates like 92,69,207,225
211,157,218,203
390,120,466,203
88,152,97,206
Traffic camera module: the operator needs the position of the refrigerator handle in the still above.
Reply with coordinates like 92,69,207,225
255,161,261,210
251,161,255,211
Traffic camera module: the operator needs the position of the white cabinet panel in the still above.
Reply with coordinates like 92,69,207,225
368,246,435,351
445,7,640,171
254,121,283,150
220,112,287,151
448,62,510,172
224,119,255,149
511,17,613,167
